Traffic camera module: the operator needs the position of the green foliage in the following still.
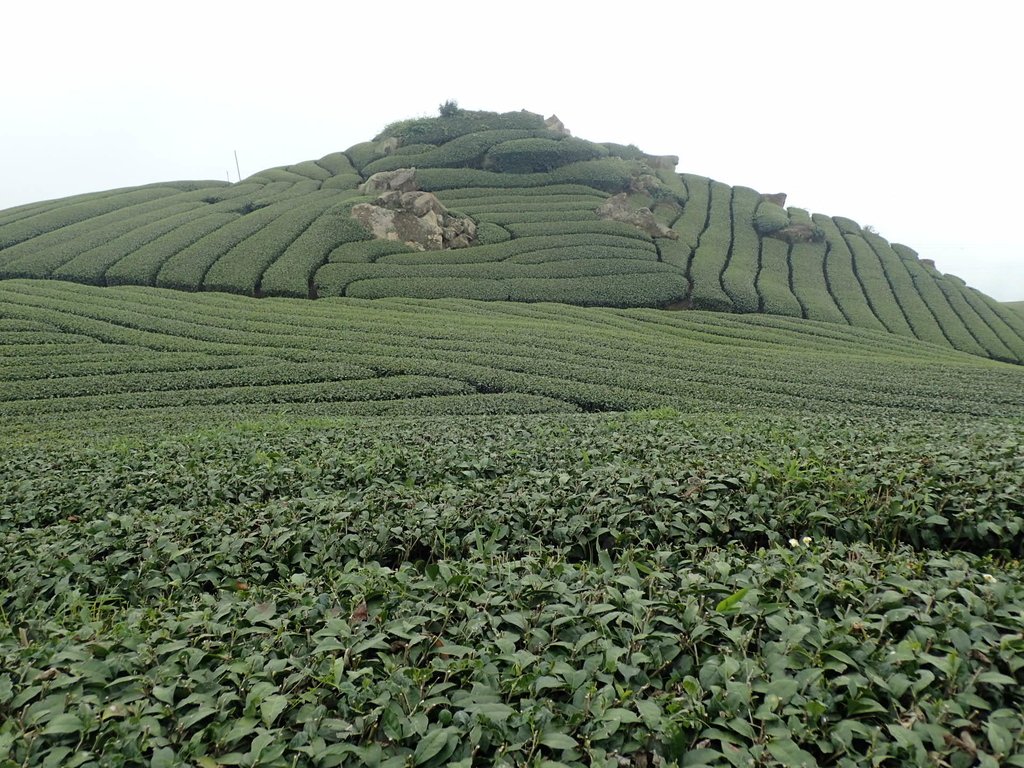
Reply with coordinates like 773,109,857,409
155,198,310,292
483,137,608,173
327,238,412,264
862,231,953,348
844,233,916,337
0,186,184,250
315,152,357,176
504,219,652,241
2,397,1024,766
0,190,199,277
315,258,677,299
257,199,372,298
551,158,634,193
753,201,790,235
286,160,332,181
104,213,242,286
932,273,1019,362
757,237,803,317
721,186,762,313
474,221,511,245
688,181,735,312
789,242,846,324
374,108,545,145
203,194,343,296
812,214,888,332
362,130,554,176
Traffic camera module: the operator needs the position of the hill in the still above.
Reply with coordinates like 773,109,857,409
1006,300,1024,316
1,107,1023,364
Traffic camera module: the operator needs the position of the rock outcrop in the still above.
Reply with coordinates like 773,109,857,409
760,192,788,207
766,223,823,245
352,168,476,251
544,114,571,136
597,193,678,240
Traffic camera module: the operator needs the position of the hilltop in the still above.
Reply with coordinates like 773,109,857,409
1,106,1023,364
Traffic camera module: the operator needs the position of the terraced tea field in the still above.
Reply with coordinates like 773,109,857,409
1,280,1022,442
1,108,1022,364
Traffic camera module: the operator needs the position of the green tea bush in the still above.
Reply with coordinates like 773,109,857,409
374,109,545,145
315,152,358,176
285,160,330,181
261,204,374,298
721,187,762,313
102,213,241,286
379,233,655,266
362,129,552,175
844,233,916,337
833,215,862,235
551,158,634,193
506,244,657,264
204,195,343,296
812,214,887,332
688,181,734,312
757,237,803,317
950,284,1024,361
416,167,550,191
155,199,310,292
0,196,206,280
52,204,221,286
753,201,790,235
671,174,711,261
344,141,388,173
900,257,990,357
932,274,1019,361
0,187,182,254
862,231,952,348
484,137,608,173
327,238,412,264
321,174,363,190
474,221,511,245
437,184,609,201
244,167,311,184
505,219,652,240
789,242,847,324
475,210,600,225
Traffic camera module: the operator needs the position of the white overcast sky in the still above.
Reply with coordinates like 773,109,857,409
2,0,1021,300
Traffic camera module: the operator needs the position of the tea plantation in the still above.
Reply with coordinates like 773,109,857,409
1,108,1022,364
2,107,1024,766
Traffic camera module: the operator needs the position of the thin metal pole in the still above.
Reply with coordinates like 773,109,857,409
234,150,242,182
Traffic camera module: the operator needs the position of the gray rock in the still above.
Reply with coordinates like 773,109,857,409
351,170,477,251
360,167,419,195
597,193,678,239
544,114,571,136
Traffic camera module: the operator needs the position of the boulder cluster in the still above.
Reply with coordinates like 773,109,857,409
352,168,476,251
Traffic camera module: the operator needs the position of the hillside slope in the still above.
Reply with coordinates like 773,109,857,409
1,108,1022,363
2,280,1021,442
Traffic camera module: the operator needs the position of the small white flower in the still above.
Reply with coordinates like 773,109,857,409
802,536,813,546
788,538,800,548
982,573,997,584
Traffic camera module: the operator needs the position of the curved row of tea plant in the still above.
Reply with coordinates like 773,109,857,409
0,280,1021,439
